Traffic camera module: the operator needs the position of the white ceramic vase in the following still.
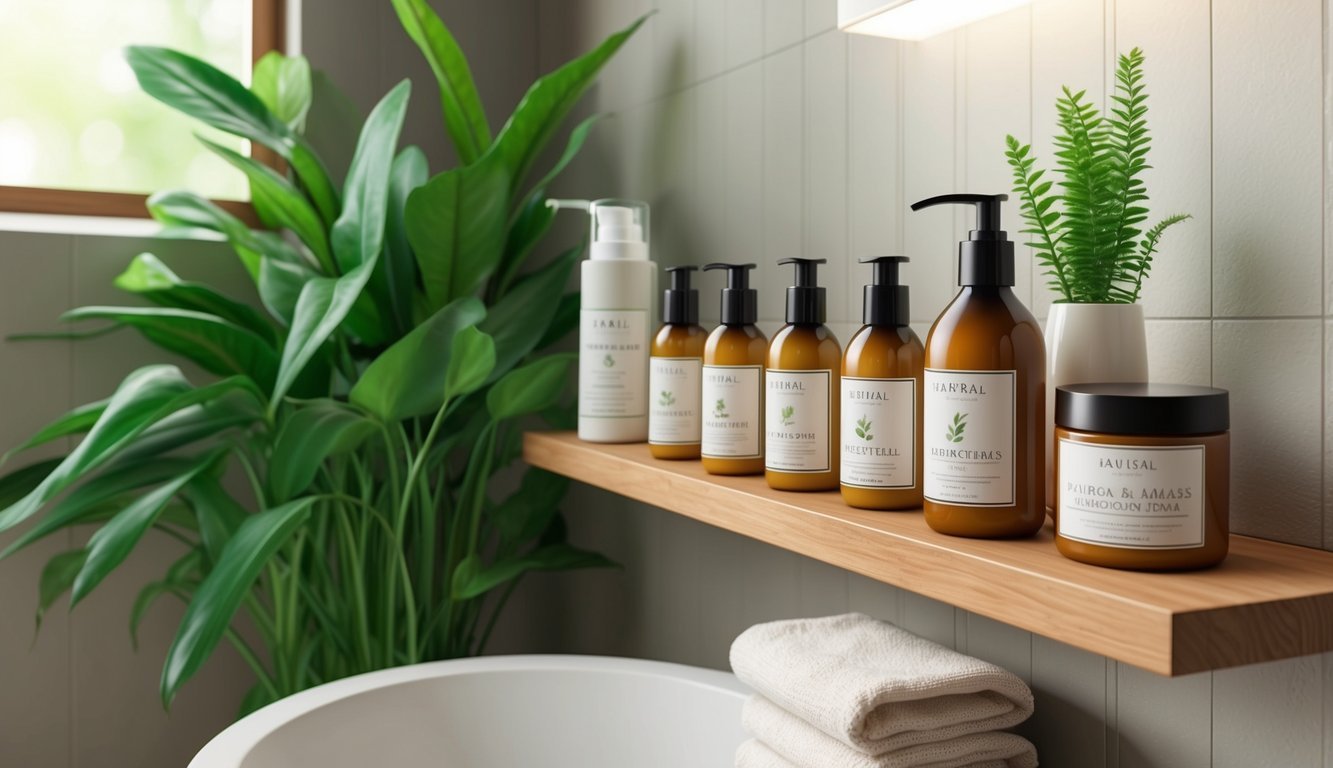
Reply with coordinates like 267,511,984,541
1044,303,1149,511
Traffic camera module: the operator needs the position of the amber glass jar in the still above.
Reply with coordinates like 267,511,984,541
1054,383,1230,571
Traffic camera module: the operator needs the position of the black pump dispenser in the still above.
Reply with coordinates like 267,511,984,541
860,256,910,327
662,266,699,325
779,257,827,324
703,262,758,325
909,193,1014,287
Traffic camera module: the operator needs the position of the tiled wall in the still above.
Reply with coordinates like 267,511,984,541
532,0,1333,764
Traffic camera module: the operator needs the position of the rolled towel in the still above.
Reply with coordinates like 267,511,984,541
730,613,1034,753
744,696,1037,768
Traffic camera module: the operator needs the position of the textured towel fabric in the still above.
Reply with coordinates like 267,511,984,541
730,613,1035,754
744,696,1038,768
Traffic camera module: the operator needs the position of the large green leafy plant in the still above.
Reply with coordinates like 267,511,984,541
1005,48,1190,304
0,0,644,712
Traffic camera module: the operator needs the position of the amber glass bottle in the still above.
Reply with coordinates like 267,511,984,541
650,266,707,459
841,257,924,510
701,263,767,475
766,258,841,491
911,194,1046,538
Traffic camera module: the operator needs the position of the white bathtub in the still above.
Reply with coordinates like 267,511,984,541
191,655,750,768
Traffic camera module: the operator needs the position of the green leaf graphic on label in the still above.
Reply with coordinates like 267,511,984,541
945,411,967,443
659,390,676,407
780,405,795,427
713,399,729,418
855,415,873,441
602,354,615,368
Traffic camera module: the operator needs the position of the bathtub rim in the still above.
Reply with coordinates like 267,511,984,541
189,653,750,768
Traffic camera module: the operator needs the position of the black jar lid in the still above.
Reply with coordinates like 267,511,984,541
1056,383,1229,436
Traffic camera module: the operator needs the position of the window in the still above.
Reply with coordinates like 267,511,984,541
0,0,282,217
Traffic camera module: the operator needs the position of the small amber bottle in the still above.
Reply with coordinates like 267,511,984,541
650,266,707,459
841,257,924,510
701,263,767,475
766,258,841,491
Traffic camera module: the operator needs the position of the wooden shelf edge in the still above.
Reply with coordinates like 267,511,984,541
524,431,1333,677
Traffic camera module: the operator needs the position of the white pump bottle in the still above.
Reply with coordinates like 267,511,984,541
551,199,656,443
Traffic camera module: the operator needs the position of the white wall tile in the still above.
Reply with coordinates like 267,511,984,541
1145,319,1211,386
695,73,730,279
725,0,764,69
762,45,805,323
796,555,849,615
964,614,1032,684
651,0,695,91
726,62,765,275
1117,0,1212,319
695,525,750,669
1030,637,1108,768
846,573,901,622
1213,320,1323,546
898,591,956,648
1328,321,1333,551
804,0,837,37
1117,666,1211,768
1213,656,1324,768
804,31,851,325
902,32,958,324
695,0,727,81
1212,0,1322,317
847,35,902,313
764,0,804,54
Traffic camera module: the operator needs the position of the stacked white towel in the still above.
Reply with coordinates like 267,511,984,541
730,613,1038,768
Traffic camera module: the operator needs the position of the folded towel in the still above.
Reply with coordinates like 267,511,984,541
736,737,1019,768
730,613,1034,754
744,696,1038,768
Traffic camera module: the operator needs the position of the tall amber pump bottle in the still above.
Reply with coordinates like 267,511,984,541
841,257,925,510
650,266,707,459
911,194,1046,538
766,258,841,491
700,263,767,475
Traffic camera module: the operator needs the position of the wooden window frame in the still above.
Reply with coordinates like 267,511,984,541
0,0,283,220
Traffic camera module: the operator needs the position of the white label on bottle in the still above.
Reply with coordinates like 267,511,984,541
649,357,702,445
841,377,916,489
765,369,832,473
578,310,647,420
924,369,1015,506
1057,440,1206,549
701,365,763,459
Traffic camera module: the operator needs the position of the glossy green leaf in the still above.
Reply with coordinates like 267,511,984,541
480,245,580,381
535,292,579,350
272,261,375,408
3,401,106,461
198,136,333,272
251,52,312,131
62,306,279,392
490,15,646,192
405,156,509,308
486,353,574,421
161,497,319,706
0,459,63,511
126,46,338,224
0,368,259,534
389,0,491,163
147,191,274,280
378,146,428,336
258,257,315,326
37,549,87,630
72,452,221,605
111,391,262,467
444,326,496,401
183,477,248,565
115,254,276,344
491,468,568,549
130,548,203,648
451,542,616,600
269,401,377,503
332,80,411,273
349,297,485,421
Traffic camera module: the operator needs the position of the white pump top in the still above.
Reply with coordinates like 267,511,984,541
549,198,650,261
595,205,643,244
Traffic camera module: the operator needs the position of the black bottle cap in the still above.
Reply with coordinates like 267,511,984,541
909,193,1014,287
703,262,757,325
860,256,910,327
1056,383,1230,436
779,257,827,324
662,266,699,325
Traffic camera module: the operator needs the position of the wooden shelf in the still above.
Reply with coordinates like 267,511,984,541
524,431,1333,676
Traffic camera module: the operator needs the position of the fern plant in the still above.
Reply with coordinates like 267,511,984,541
1005,48,1190,304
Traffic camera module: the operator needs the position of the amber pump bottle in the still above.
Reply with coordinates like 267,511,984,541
841,257,924,510
650,266,707,459
766,258,841,491
911,194,1045,538
700,263,767,475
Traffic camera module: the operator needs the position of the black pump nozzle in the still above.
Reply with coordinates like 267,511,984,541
703,262,758,325
778,257,827,325
859,256,910,327
662,266,699,325
909,193,1014,287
